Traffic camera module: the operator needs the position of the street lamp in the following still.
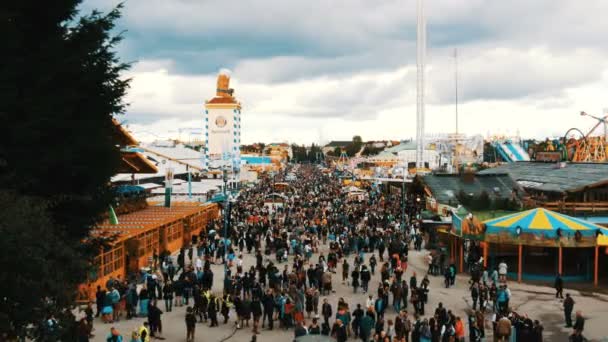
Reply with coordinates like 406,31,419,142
401,166,407,231
222,166,229,274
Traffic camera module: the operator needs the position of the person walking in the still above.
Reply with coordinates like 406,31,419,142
95,286,104,318
498,261,507,283
322,298,332,326
262,290,274,330
563,293,575,328
573,310,585,336
495,315,511,342
185,307,196,342
554,274,563,299
361,266,371,293
335,319,348,342
162,281,173,312
470,283,479,311
342,259,350,285
251,296,263,334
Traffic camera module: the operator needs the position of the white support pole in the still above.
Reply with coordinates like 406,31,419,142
416,0,426,170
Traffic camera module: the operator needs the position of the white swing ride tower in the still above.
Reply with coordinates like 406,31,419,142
415,0,426,171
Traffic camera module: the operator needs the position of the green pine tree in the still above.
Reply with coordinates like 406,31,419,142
0,1,129,338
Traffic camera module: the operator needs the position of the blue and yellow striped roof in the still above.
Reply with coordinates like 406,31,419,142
484,208,607,237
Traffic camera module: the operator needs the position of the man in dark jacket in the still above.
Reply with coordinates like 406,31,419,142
147,302,163,339
351,304,365,337
554,274,563,299
334,319,347,342
359,312,375,342
573,310,585,336
251,297,262,334
262,290,275,330
563,293,574,327
360,266,371,293
95,286,104,317
322,298,332,326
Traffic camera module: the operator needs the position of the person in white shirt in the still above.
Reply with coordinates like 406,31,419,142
366,295,374,310
498,260,508,282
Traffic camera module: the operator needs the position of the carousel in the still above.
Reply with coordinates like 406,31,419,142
444,208,608,285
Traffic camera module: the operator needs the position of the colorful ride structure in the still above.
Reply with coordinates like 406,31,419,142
564,111,608,163
528,111,608,163
487,135,530,163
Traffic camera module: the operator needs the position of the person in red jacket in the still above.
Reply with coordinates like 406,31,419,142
454,316,465,342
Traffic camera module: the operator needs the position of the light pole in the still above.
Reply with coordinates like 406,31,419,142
222,166,229,274
401,166,407,231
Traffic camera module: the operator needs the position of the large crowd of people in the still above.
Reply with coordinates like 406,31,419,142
79,164,588,342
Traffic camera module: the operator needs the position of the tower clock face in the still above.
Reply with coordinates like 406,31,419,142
215,116,227,128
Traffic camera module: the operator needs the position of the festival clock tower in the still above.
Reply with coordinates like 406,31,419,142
203,69,242,172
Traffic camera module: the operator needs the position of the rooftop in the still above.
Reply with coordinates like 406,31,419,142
324,141,351,147
384,140,417,153
91,203,216,242
206,96,238,104
424,173,519,207
477,162,608,193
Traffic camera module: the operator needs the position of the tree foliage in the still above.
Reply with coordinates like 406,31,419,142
291,144,307,162
307,143,322,163
345,135,363,156
361,145,383,156
0,1,129,338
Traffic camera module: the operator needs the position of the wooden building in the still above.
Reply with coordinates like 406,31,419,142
81,203,218,300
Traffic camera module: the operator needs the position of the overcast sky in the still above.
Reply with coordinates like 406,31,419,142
83,0,608,144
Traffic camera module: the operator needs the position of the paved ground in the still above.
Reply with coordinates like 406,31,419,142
87,243,608,342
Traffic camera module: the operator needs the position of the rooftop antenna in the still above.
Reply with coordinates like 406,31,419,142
415,0,426,171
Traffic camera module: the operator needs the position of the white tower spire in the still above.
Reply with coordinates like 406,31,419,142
416,0,426,170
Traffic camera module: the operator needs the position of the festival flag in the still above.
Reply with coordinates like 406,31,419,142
108,205,119,225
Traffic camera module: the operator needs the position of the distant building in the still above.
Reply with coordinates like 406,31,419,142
204,69,242,171
264,143,292,162
384,140,440,170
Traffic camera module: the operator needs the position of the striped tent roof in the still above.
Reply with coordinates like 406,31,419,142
484,208,608,238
